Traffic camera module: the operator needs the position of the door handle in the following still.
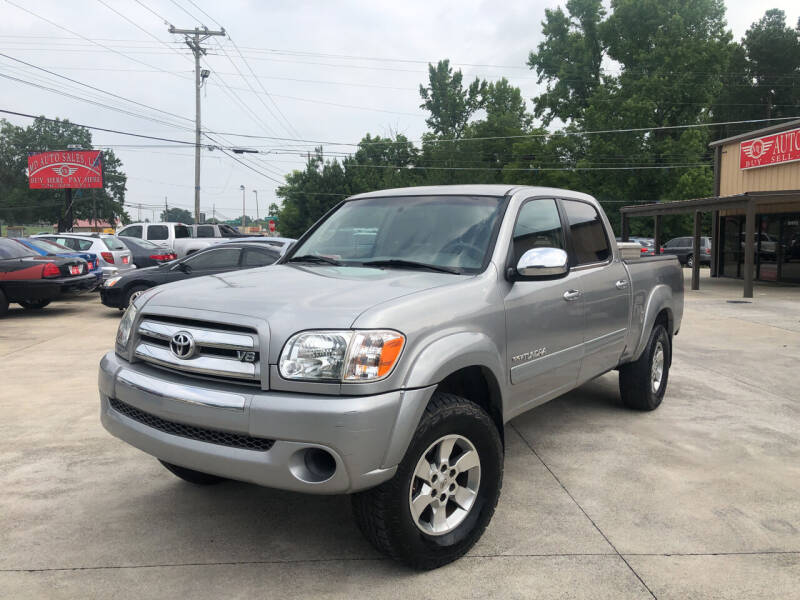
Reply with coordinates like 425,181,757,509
562,289,582,302
615,279,630,290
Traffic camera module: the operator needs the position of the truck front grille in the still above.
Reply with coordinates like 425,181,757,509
109,398,275,452
134,317,261,385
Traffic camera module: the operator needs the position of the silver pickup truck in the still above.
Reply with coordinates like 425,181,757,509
99,185,683,569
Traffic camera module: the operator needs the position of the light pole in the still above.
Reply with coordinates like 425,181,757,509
252,189,259,227
240,184,246,230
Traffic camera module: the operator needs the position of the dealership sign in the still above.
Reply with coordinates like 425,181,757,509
740,126,800,170
27,150,104,189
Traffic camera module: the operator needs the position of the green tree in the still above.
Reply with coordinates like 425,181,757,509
0,117,128,228
527,0,605,124
419,60,484,137
160,207,193,224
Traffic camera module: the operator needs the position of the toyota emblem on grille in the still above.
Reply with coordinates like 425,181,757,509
170,331,196,359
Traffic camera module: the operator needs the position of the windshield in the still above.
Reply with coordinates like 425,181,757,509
289,195,505,273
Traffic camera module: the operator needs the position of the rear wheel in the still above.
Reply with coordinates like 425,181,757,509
0,288,8,317
686,254,694,268
619,323,671,411
19,299,51,310
124,284,149,308
352,392,503,570
159,460,226,485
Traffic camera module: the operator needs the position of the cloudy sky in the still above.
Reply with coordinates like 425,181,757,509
2,0,798,223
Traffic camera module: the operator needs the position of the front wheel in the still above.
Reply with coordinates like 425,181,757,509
686,254,694,268
124,284,149,308
352,393,503,570
619,323,671,411
19,299,51,310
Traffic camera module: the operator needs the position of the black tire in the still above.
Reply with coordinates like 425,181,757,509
619,323,671,411
686,254,694,268
352,392,503,570
159,460,226,485
0,288,8,317
19,299,51,310
124,284,149,308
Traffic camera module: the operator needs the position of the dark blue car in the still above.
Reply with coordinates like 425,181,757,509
14,238,102,288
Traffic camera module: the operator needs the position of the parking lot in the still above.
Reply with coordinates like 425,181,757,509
1,271,798,599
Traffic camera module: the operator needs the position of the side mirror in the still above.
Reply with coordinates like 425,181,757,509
513,247,569,279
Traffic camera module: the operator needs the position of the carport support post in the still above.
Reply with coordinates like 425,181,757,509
710,210,719,277
691,210,701,291
743,198,755,298
654,215,662,255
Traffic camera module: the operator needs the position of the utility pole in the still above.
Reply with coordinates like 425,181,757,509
252,189,259,224
164,196,168,221
240,184,246,230
169,25,226,225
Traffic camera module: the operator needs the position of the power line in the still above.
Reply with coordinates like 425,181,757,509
0,53,194,125
0,108,198,145
226,36,302,138
4,0,190,80
204,115,800,147
97,0,192,66
0,70,196,132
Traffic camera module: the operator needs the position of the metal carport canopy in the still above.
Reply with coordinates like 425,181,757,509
620,191,800,298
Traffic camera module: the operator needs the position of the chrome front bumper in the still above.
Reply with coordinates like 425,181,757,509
99,352,435,494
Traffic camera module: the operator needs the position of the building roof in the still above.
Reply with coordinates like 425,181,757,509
709,118,800,148
73,218,118,228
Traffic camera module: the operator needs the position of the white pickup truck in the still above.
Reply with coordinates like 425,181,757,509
116,222,222,258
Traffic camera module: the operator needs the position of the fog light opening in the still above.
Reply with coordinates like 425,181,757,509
289,447,337,483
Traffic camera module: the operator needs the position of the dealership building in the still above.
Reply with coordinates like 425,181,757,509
621,119,800,297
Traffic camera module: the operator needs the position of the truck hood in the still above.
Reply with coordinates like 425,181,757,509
142,264,464,350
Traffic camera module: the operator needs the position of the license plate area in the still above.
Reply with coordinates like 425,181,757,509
69,265,83,275
122,256,129,264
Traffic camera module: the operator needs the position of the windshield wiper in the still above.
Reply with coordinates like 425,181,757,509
288,254,342,266
361,259,461,274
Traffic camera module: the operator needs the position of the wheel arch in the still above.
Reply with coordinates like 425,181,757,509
382,334,508,468
628,284,674,363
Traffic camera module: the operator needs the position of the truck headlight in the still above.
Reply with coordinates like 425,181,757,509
116,303,138,350
279,330,405,382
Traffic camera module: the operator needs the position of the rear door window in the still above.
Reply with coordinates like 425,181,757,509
147,225,168,241
561,200,611,265
175,225,192,239
195,225,215,238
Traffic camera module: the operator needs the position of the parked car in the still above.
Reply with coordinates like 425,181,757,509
118,237,177,268
630,237,655,257
100,240,284,309
33,233,136,280
99,184,684,569
218,236,295,255
117,222,221,257
190,223,248,239
14,237,102,288
662,236,712,267
0,238,95,316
